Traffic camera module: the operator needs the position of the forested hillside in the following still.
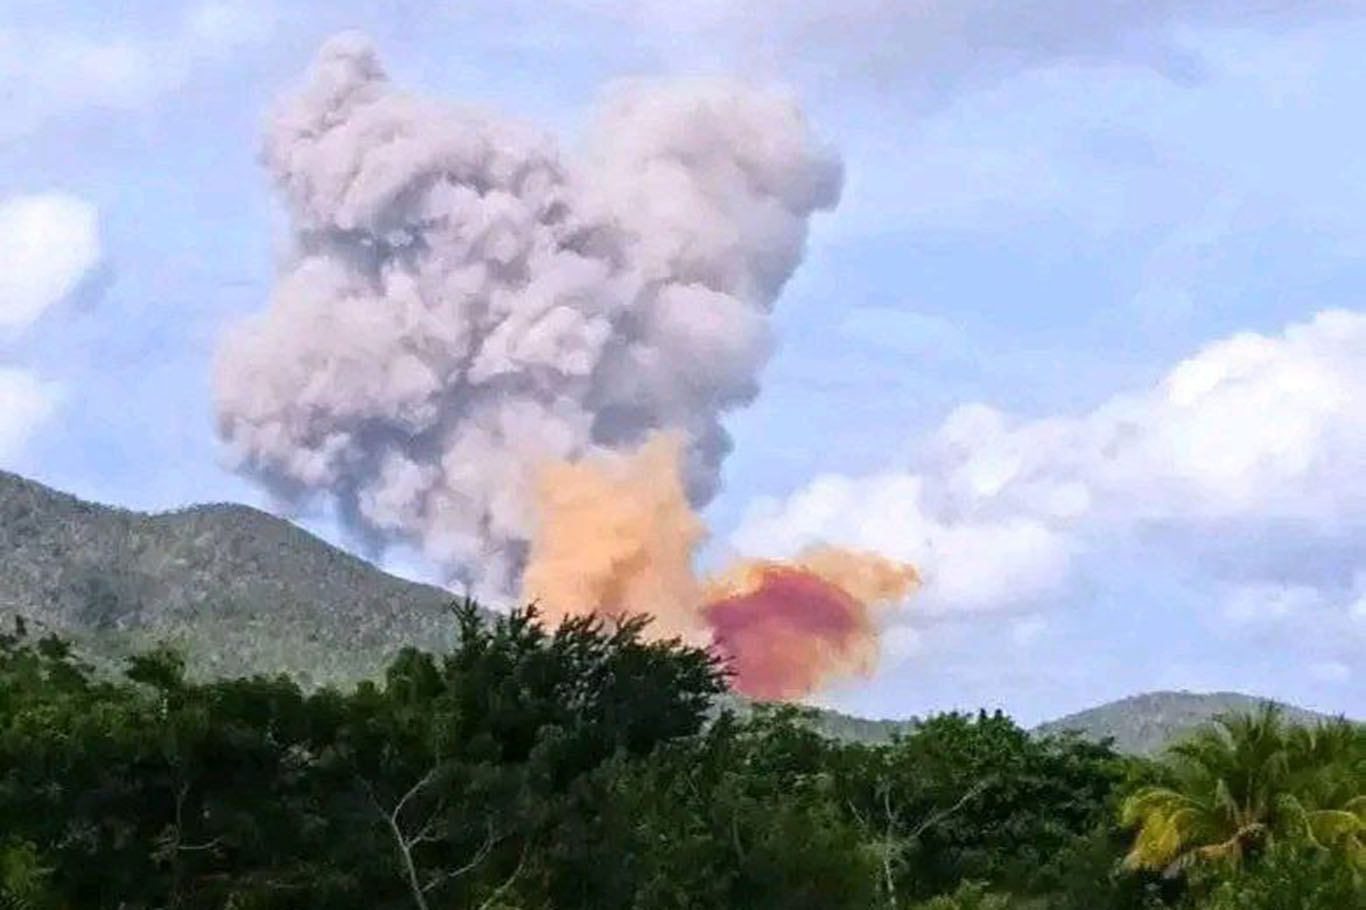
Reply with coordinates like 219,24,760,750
1035,691,1335,755
0,470,459,685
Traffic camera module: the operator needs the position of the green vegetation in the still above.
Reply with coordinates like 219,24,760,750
1121,705,1366,875
1,605,1360,909
0,469,461,688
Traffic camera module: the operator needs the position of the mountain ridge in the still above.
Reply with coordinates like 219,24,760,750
1033,689,1344,755
0,469,462,686
0,469,1353,752
781,690,1350,754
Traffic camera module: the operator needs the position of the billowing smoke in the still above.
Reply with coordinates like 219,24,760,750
702,547,919,699
522,433,918,698
214,33,842,597
705,565,896,699
521,432,707,645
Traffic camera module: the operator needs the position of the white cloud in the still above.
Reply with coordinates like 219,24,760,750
186,1,277,51
1205,575,1366,695
1351,591,1366,623
0,2,276,137
0,194,101,331
0,32,154,119
1329,575,1366,640
0,191,93,462
732,471,1073,615
734,309,1366,615
0,368,60,462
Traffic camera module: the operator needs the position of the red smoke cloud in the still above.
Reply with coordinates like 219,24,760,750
706,567,876,700
523,434,919,699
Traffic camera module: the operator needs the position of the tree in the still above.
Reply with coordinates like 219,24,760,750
1120,704,1365,877
1121,704,1298,875
1193,842,1365,910
841,742,990,908
0,601,729,909
549,709,879,910
1282,718,1366,869
0,839,58,910
911,881,1017,910
837,710,1125,901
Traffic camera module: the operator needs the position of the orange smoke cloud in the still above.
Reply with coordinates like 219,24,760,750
521,432,707,644
521,433,919,698
702,548,918,699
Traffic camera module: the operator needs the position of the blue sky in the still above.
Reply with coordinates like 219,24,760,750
4,0,1366,725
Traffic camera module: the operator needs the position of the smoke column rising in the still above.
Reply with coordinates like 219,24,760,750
214,33,842,598
523,433,919,698
521,432,707,644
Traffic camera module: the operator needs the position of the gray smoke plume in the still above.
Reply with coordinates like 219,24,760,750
214,33,842,598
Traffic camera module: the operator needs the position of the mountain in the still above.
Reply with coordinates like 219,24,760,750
804,706,919,744
0,470,463,687
1033,690,1344,756
793,692,1349,754
1,471,1351,753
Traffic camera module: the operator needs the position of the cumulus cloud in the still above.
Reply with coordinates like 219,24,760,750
185,1,277,50
733,472,1072,615
0,192,92,455
215,34,841,597
734,309,1366,621
0,368,60,462
1197,569,1366,696
0,194,101,331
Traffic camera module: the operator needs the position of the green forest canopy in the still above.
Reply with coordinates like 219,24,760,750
0,604,1361,909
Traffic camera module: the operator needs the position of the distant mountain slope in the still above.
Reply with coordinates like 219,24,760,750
806,706,920,744
792,692,1351,754
1034,690,1344,756
712,693,918,743
0,470,463,686
2,472,1353,751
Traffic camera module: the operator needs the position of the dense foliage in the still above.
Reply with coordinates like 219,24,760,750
0,607,1360,909
1122,705,1366,876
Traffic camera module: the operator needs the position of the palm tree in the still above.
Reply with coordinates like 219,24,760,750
0,838,56,910
1121,704,1295,875
1283,719,1366,869
1121,704,1366,876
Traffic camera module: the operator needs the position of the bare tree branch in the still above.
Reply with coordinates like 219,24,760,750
363,772,438,910
177,838,224,853
852,775,993,909
363,769,507,910
908,779,991,842
476,844,528,910
392,767,442,826
422,821,504,894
